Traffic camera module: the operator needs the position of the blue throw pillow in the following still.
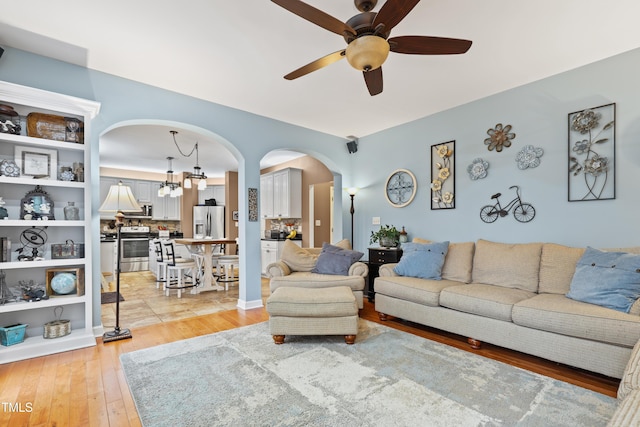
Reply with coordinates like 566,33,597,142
566,247,640,313
311,243,364,276
393,241,449,280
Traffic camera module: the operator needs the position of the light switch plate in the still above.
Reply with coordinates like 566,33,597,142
372,217,381,225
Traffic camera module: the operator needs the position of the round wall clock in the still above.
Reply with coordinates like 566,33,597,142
385,168,417,207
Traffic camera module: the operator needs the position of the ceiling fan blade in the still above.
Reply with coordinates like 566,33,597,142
272,0,356,37
373,0,420,32
363,67,383,96
284,50,346,80
389,36,472,55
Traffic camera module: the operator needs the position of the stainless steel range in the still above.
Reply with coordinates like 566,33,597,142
119,226,150,272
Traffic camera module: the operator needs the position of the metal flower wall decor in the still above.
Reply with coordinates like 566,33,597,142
484,123,515,152
467,158,489,180
430,141,455,210
568,103,615,201
516,145,544,170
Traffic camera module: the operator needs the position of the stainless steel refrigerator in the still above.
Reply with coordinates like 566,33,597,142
193,206,225,238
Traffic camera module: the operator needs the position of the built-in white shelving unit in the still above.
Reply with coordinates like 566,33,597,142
0,81,100,363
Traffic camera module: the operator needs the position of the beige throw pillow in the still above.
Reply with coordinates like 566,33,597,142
538,243,585,294
280,240,318,272
411,238,475,283
472,239,543,292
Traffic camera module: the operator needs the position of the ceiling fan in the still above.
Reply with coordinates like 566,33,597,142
272,0,472,96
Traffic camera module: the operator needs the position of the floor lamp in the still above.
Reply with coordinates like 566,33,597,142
346,188,358,246
99,181,142,343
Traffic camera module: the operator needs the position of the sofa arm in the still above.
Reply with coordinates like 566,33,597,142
378,263,399,277
349,261,369,277
266,261,291,278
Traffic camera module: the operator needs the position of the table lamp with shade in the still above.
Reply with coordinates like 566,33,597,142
99,181,141,342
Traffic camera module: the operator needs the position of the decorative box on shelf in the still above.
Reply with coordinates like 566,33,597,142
26,112,84,144
45,267,85,297
0,323,28,346
51,240,84,259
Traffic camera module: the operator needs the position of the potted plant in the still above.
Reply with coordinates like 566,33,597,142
370,224,400,248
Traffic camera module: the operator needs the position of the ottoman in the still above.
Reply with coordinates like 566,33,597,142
266,286,359,344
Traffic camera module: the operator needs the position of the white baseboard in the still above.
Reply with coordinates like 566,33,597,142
236,299,264,310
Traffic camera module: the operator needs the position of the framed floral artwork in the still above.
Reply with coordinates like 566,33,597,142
430,140,455,210
568,103,615,201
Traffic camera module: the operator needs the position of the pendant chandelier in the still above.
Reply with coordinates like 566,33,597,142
171,130,207,191
158,156,183,198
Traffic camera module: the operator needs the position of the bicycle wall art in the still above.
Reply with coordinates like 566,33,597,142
479,185,535,223
568,103,615,201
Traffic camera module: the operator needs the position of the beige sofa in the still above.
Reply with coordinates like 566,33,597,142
266,240,368,309
374,239,640,379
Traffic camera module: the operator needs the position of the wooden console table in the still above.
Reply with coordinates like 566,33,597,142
367,247,403,301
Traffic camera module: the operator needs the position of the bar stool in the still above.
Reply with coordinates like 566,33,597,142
191,253,205,289
153,240,168,290
217,239,239,291
163,241,197,298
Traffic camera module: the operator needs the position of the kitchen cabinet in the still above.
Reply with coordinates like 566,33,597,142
135,180,153,203
100,241,115,278
198,185,225,206
260,239,301,275
260,168,301,219
260,174,274,219
0,80,100,363
151,189,180,220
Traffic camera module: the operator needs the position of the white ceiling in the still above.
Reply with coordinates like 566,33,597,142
2,0,640,175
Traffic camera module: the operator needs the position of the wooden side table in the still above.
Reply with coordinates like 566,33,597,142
366,247,403,301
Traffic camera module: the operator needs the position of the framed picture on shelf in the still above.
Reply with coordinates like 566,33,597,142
45,267,85,297
15,146,58,179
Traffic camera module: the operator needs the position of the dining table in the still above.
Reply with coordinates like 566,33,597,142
175,238,237,293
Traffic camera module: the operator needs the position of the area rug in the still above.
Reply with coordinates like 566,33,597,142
120,320,616,427
100,292,124,304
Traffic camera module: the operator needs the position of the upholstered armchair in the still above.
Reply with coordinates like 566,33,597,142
266,240,368,309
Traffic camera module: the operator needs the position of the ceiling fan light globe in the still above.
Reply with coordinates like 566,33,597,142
345,35,389,71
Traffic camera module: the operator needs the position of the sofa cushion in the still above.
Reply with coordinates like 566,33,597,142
393,241,449,279
311,243,363,276
413,238,475,283
538,243,585,294
269,271,365,293
280,240,318,272
374,276,462,307
472,239,543,292
618,339,640,400
566,247,640,313
609,389,640,426
439,284,535,322
512,293,640,347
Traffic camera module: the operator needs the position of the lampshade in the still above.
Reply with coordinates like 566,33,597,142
345,36,390,71
346,187,359,196
99,182,142,213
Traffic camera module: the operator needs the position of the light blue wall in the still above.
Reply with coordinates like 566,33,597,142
0,47,351,326
350,47,640,251
3,45,640,327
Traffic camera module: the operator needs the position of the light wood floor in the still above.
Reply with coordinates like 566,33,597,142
1,275,620,426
